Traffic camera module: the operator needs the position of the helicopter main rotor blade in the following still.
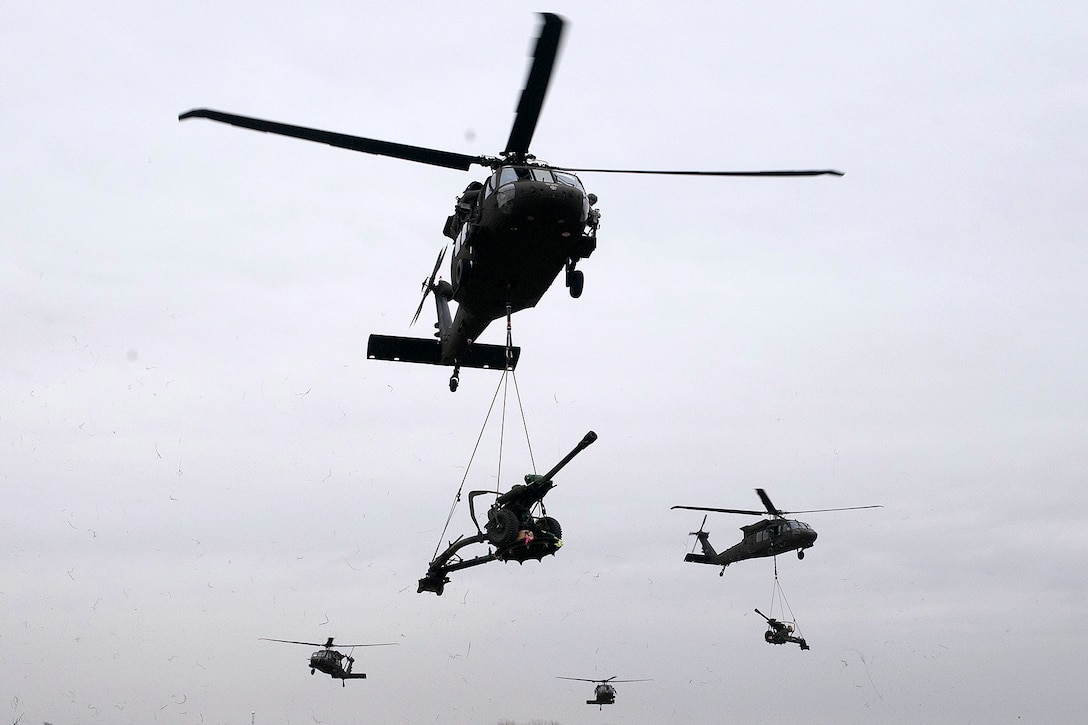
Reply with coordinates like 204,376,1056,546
260,637,397,648
756,488,781,515
673,503,882,515
556,167,844,177
557,676,650,683
672,505,767,516
778,504,884,515
179,109,493,172
505,13,564,158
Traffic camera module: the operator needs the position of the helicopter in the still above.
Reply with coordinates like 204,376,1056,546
417,431,596,596
673,488,881,574
260,637,396,686
557,676,651,709
178,13,843,392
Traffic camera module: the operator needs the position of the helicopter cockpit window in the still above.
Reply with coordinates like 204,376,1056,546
498,166,556,185
498,166,522,186
554,171,583,191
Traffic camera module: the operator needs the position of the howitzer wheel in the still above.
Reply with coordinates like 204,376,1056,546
538,516,562,539
487,508,520,547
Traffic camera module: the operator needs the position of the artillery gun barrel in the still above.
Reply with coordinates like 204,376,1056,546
541,431,597,481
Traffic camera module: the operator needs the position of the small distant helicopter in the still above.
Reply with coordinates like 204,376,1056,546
260,637,396,686
557,676,651,709
417,431,596,596
179,13,842,392
673,488,881,573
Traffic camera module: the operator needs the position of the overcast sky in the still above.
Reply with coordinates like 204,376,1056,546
3,2,1087,723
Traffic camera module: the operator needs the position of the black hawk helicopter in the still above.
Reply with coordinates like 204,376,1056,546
179,13,842,392
557,676,651,709
673,488,881,574
260,637,396,686
417,431,596,596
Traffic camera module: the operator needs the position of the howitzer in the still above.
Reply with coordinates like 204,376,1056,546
418,430,597,596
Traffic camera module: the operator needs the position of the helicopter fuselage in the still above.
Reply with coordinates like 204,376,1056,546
442,166,595,349
589,683,617,706
309,649,365,680
367,164,596,389
686,517,818,568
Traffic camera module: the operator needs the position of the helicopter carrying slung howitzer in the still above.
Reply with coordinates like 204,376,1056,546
417,431,597,596
673,488,881,574
178,13,842,392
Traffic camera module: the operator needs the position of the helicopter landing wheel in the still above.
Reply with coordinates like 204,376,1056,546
797,549,805,560
566,269,584,298
449,368,460,392
455,258,473,288
311,669,316,675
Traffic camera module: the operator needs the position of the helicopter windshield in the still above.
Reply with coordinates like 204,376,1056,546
497,166,555,185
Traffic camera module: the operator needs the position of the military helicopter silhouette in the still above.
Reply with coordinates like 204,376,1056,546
260,637,396,686
557,676,651,709
179,13,841,392
673,488,881,574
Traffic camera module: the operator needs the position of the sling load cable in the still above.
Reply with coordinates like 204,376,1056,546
491,300,537,496
768,555,803,638
430,373,505,561
430,305,537,559
506,302,536,476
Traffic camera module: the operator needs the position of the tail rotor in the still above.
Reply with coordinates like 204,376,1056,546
411,246,448,326
689,514,708,539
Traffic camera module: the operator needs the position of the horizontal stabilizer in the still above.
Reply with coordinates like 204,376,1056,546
683,553,714,565
367,335,520,370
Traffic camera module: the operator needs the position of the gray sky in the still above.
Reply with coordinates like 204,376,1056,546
3,2,1087,723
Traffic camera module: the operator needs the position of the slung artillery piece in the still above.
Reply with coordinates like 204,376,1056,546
755,608,810,650
418,431,597,596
